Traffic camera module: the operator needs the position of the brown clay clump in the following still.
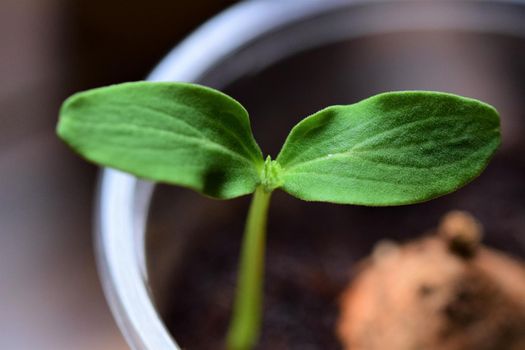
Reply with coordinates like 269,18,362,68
337,211,525,350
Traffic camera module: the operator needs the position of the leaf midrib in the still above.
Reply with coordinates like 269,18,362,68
284,143,487,175
65,118,256,167
281,114,467,172
106,99,262,165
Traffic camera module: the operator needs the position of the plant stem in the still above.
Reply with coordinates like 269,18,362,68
226,186,272,350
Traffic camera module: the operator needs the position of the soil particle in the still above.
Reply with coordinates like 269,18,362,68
338,211,525,350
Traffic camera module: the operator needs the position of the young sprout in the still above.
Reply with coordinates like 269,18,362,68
57,82,500,350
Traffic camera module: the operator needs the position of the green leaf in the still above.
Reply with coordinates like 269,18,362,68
57,82,264,199
276,91,500,206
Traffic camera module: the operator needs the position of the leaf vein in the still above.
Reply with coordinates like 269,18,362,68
68,118,255,166
110,100,261,164
283,115,463,171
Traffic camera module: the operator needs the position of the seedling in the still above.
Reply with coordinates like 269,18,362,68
57,82,500,350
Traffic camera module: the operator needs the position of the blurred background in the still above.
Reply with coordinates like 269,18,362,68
0,1,236,348
2,1,525,349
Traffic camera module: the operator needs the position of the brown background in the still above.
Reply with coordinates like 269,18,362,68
0,1,236,348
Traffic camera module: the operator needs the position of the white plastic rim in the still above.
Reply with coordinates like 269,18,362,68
95,1,525,349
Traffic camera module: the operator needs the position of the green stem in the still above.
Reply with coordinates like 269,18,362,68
226,186,272,350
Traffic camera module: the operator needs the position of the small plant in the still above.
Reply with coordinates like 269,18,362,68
57,82,500,350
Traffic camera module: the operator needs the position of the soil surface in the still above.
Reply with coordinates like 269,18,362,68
144,32,525,350
147,152,525,350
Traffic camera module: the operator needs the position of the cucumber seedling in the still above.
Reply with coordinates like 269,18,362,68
57,82,500,350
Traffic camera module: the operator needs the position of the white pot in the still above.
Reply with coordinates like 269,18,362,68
95,1,525,349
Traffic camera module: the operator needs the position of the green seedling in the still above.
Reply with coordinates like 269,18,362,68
57,82,500,350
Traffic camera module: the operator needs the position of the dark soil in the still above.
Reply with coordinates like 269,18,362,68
145,31,525,349
146,151,525,350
